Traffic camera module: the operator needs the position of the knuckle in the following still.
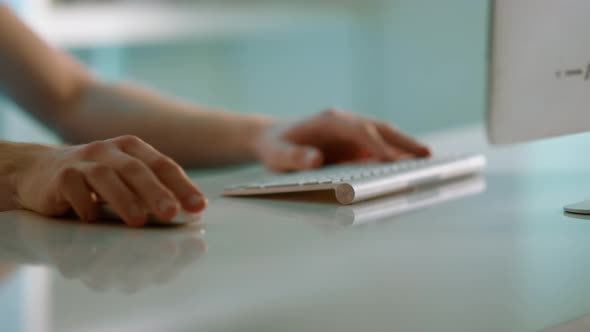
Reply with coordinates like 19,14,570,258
291,148,307,161
376,120,390,128
378,121,398,131
322,108,342,117
86,164,110,178
80,141,108,159
150,156,180,173
360,121,375,133
115,135,143,148
322,108,352,119
57,166,78,183
119,159,145,175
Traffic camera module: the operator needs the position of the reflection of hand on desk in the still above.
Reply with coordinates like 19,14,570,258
0,212,206,293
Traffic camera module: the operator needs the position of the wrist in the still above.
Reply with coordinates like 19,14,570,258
244,115,275,161
0,142,54,211
0,175,18,211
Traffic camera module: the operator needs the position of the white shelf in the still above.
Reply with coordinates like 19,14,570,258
21,2,360,48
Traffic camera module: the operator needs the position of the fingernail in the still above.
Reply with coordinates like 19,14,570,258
159,199,178,215
128,205,146,226
86,213,97,224
129,205,145,219
187,194,204,208
304,149,318,166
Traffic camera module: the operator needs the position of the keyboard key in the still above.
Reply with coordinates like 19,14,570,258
265,182,301,188
300,180,320,185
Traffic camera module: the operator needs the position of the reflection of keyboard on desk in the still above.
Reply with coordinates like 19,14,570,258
334,175,485,225
221,176,486,228
223,154,486,204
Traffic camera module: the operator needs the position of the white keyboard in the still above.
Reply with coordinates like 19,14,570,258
223,154,486,205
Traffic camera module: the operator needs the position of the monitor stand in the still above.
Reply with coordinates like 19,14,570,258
564,201,590,215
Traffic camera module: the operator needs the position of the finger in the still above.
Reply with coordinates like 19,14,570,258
387,145,418,160
349,121,401,161
319,110,422,161
57,167,98,223
107,153,182,221
261,141,324,172
80,162,147,227
114,136,206,213
376,122,431,157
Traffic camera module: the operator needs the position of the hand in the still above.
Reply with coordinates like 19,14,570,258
254,109,431,172
15,135,207,227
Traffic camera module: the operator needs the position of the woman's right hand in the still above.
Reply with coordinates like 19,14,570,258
14,135,207,227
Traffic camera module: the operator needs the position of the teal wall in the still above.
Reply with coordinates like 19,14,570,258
85,1,488,135
2,0,490,142
381,0,488,133
76,18,369,121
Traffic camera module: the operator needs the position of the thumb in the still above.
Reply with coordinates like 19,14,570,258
264,143,324,172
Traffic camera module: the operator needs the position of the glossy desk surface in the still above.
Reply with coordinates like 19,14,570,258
2,127,590,332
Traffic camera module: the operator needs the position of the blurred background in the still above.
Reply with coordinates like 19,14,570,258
0,0,489,144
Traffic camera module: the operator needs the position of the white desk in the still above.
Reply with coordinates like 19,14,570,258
2,126,590,332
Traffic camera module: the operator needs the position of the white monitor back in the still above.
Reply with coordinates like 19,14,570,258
488,0,590,144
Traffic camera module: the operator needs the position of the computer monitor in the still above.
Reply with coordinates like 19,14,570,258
487,0,590,214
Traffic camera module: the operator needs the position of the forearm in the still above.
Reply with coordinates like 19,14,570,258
0,6,92,128
54,82,274,168
0,142,52,211
0,6,273,167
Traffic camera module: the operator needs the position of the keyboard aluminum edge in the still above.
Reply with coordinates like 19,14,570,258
222,184,338,196
222,155,487,205
344,155,487,204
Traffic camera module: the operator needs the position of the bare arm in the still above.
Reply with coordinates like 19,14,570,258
0,142,42,211
0,5,429,171
0,5,431,226
58,83,272,167
0,5,272,168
